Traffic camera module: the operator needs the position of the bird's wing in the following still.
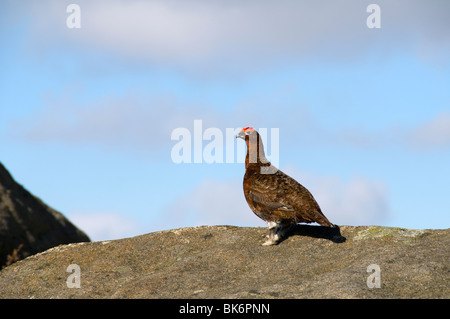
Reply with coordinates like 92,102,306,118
247,175,298,220
247,170,329,224
249,190,295,212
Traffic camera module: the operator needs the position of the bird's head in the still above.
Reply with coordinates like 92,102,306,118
236,126,271,170
236,127,256,140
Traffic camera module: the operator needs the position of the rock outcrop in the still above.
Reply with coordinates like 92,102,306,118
0,225,447,298
0,162,90,267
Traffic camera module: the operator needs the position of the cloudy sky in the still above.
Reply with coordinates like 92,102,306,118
1,0,449,241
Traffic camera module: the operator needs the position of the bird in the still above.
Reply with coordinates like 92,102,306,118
236,127,337,245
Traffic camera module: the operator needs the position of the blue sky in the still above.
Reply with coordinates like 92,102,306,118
1,0,449,241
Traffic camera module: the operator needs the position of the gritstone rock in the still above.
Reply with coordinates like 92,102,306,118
0,161,90,267
0,225,447,298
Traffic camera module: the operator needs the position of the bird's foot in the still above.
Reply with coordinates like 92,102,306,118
261,233,280,246
261,238,278,246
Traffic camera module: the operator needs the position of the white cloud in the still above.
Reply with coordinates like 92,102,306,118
69,212,141,241
407,112,450,149
302,111,450,151
10,93,221,154
24,96,169,148
278,166,390,226
15,0,450,73
12,89,450,155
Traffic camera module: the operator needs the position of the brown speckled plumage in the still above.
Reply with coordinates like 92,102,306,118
237,127,335,245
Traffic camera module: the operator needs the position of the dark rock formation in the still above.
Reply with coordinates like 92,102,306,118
0,162,90,267
0,225,447,298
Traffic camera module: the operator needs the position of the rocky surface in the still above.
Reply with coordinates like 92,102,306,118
0,162,90,267
0,224,448,298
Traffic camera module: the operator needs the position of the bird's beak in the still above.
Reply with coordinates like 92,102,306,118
236,131,245,140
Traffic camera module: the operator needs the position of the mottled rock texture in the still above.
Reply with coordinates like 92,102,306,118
0,225,448,298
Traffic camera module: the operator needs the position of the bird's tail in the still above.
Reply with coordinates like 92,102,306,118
317,214,335,228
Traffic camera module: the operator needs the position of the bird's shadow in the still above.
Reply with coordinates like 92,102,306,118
281,224,346,244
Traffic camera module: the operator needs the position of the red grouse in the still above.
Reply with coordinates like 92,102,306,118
237,127,336,245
